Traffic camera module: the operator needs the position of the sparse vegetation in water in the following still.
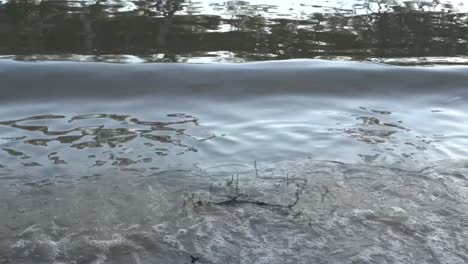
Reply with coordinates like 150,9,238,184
183,162,310,216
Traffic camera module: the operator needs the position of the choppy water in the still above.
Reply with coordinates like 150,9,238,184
1,60,468,263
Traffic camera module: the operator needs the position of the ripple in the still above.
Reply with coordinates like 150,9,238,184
0,113,214,176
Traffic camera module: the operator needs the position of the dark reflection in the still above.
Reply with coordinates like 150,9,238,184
328,106,438,163
0,113,217,172
0,0,467,64
341,107,410,145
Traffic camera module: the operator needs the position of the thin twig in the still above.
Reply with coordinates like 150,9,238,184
213,199,282,207
321,186,329,203
254,160,258,177
287,180,307,208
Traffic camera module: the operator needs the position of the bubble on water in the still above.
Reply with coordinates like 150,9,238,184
152,223,168,234
176,229,187,236
163,234,184,250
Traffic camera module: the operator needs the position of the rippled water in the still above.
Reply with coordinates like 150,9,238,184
1,0,468,64
2,0,468,263
1,60,468,263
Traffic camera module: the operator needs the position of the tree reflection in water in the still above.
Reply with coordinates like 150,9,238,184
0,0,467,64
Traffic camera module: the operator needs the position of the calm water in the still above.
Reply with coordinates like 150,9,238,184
1,1,468,264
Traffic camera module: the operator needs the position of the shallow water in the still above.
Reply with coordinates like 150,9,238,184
2,1,468,262
1,60,468,263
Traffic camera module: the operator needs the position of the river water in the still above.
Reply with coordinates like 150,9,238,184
1,1,468,264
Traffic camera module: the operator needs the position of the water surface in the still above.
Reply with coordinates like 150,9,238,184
2,0,468,263
1,0,468,64
1,60,468,263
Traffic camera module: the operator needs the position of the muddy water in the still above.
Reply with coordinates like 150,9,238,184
0,60,468,263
